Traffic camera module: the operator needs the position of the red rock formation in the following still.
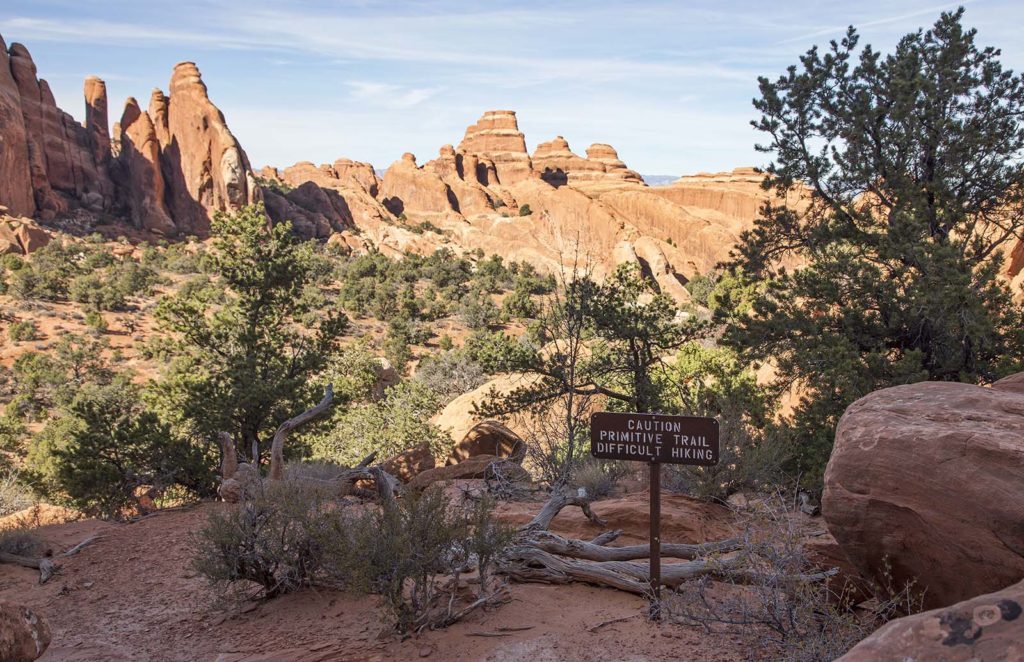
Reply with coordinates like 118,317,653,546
7,42,65,217
147,88,170,148
0,38,113,219
423,145,496,216
116,97,175,234
160,62,259,233
458,110,532,185
84,76,111,171
379,152,456,215
331,158,379,196
823,378,1024,609
839,579,1024,661
532,136,602,186
585,143,643,184
0,37,33,218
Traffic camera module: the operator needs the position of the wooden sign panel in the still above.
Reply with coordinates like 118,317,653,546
590,412,720,466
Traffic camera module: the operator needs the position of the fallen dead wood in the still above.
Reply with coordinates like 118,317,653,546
0,533,104,584
496,488,838,597
588,614,640,632
530,530,742,562
219,389,400,505
0,551,56,584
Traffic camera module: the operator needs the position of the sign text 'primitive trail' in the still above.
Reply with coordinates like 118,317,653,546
589,411,720,465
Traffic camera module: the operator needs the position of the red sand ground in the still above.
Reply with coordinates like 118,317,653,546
0,494,755,661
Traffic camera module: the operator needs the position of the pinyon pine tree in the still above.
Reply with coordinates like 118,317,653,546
725,8,1024,481
154,204,347,466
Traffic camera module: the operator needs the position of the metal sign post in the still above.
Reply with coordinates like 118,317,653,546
590,412,720,618
649,460,661,610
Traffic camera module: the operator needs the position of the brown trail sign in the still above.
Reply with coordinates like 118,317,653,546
590,412,720,616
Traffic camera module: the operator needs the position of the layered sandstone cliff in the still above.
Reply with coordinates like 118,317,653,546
457,110,533,186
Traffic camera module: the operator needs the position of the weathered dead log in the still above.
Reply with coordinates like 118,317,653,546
0,552,56,584
500,546,752,595
530,530,742,562
0,534,103,584
497,489,837,596
523,488,607,531
268,385,334,481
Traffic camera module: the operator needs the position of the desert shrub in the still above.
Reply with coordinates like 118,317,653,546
666,495,922,661
83,309,108,334
69,272,126,311
191,480,336,598
27,380,215,519
336,489,513,632
318,344,381,403
0,471,36,517
685,270,719,308
458,289,501,330
7,320,38,342
0,527,41,557
518,204,532,216
309,381,449,466
570,457,628,498
413,350,487,402
501,286,540,320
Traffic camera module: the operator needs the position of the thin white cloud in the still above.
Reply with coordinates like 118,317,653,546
347,81,443,109
776,0,978,44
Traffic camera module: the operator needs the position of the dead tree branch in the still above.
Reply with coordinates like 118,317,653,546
268,385,334,480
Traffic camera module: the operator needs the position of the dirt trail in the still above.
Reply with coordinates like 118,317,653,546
0,499,749,661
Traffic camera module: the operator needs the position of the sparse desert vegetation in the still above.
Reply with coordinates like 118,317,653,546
0,6,1023,662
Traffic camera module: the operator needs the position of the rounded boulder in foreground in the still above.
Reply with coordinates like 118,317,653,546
823,379,1024,609
0,602,51,662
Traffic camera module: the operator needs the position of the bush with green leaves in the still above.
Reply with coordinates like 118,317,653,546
309,380,449,466
518,204,532,217
725,10,1024,485
501,285,540,320
191,480,335,598
337,489,513,632
458,288,501,330
26,380,216,519
83,310,108,334
661,344,786,502
413,349,487,403
7,320,38,342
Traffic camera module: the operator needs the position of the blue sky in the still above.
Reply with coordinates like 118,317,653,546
2,1,1022,176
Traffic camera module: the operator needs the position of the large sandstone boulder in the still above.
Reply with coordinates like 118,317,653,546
0,215,50,255
432,374,540,447
0,602,50,662
446,420,526,466
380,443,435,483
839,579,1024,661
823,379,1024,609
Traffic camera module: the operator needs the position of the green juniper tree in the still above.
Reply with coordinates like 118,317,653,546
481,263,706,485
154,204,348,466
725,9,1024,482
